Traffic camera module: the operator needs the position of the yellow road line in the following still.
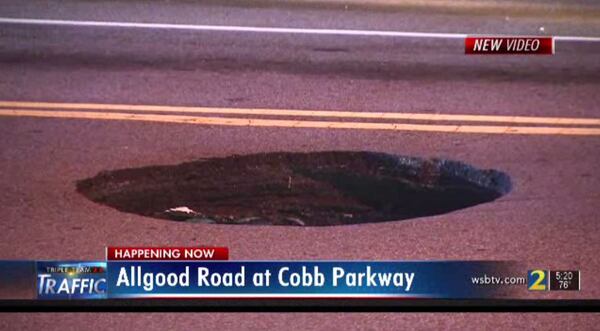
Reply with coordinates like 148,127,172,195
1,109,600,136
1,101,599,126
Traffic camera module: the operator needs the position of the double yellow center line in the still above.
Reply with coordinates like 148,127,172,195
1,101,599,136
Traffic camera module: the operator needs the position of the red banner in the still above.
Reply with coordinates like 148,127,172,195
106,247,229,261
465,37,554,54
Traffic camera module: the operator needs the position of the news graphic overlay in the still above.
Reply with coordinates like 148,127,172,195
550,270,580,291
36,261,107,300
0,247,587,310
528,269,581,291
527,269,548,291
465,37,554,55
106,247,229,261
0,261,36,300
106,261,507,299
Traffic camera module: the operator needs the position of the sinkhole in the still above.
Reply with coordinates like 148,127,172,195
76,151,511,226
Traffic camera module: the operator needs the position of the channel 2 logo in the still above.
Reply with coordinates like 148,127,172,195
527,269,548,291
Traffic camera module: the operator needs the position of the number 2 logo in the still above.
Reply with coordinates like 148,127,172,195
528,270,548,291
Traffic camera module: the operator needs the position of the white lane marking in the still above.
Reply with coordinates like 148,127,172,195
0,17,599,42
554,36,600,42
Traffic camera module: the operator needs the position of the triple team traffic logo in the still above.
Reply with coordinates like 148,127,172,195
37,261,107,299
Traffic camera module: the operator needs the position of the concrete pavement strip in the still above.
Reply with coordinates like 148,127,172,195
219,0,600,20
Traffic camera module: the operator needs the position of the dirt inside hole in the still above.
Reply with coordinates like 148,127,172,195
76,151,511,226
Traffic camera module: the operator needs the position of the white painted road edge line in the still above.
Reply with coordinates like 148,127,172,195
1,17,599,42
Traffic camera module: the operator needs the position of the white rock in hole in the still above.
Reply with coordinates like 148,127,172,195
165,206,197,214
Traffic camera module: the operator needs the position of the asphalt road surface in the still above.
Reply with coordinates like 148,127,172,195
1,0,600,329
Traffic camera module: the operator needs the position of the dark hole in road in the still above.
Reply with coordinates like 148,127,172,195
76,151,511,226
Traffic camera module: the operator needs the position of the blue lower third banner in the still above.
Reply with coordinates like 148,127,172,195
29,261,508,299
28,261,513,299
